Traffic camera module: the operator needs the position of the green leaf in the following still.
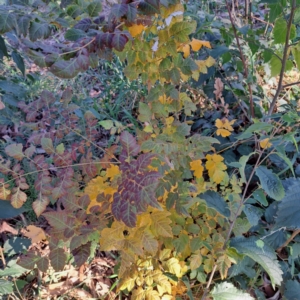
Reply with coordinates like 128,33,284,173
273,18,296,44
138,0,160,15
138,102,152,122
87,2,102,17
0,260,27,277
5,143,24,160
99,120,114,130
275,184,300,229
269,55,281,78
4,237,30,256
0,280,13,295
172,233,189,253
252,189,268,206
211,282,254,300
170,21,196,42
0,35,8,57
255,166,284,201
233,218,252,236
238,152,255,183
292,42,300,70
65,28,86,41
29,22,51,41
11,51,25,76
0,12,16,34
236,122,273,140
17,15,31,37
0,200,27,219
284,280,300,299
170,67,181,84
198,190,230,218
230,236,283,287
49,59,80,79
66,5,83,18
41,138,55,155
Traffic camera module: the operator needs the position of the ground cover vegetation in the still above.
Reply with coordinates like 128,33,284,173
0,0,300,299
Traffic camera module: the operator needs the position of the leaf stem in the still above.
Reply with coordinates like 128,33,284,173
267,0,297,116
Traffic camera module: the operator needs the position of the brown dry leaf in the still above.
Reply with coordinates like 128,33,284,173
0,221,18,235
0,98,5,110
213,78,224,100
22,225,46,243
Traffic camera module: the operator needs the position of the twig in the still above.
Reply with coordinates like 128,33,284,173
282,81,300,89
251,15,274,26
267,0,297,115
59,37,96,57
0,247,6,268
225,0,254,118
277,229,300,253
201,265,217,300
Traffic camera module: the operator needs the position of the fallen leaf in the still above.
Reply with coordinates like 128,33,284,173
0,221,18,235
22,225,46,243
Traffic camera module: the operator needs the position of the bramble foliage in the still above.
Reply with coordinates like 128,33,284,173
1,0,300,299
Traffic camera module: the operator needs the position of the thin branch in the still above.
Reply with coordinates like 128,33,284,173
277,229,300,253
201,265,217,300
282,81,300,89
225,0,254,118
268,0,297,115
59,37,96,56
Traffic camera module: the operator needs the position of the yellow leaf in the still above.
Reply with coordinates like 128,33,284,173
205,56,215,67
164,257,182,277
189,38,211,51
190,160,204,179
145,289,161,300
195,60,208,73
156,274,172,295
22,225,46,243
85,176,116,212
150,211,173,237
132,287,145,300
216,128,231,137
182,44,190,58
260,138,272,149
165,116,174,126
106,164,120,179
205,154,227,184
215,118,235,137
118,269,138,291
189,250,203,270
144,124,154,133
128,24,146,37
0,185,10,200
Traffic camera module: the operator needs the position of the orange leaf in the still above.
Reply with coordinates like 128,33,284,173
128,24,146,37
22,225,46,243
189,38,211,51
182,44,190,58
216,128,231,137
